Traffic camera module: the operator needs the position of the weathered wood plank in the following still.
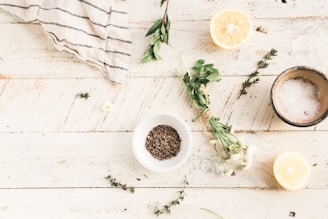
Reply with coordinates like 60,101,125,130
128,0,328,22
0,18,327,78
0,132,327,188
0,1,327,218
131,17,328,77
0,77,327,132
1,0,328,24
0,187,326,219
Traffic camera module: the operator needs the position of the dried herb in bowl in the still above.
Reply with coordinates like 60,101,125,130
145,125,181,160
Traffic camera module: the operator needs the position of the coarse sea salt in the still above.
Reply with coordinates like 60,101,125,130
278,78,321,121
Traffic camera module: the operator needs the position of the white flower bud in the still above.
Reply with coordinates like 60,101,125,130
221,168,234,176
237,139,245,148
243,158,253,170
247,145,256,156
228,153,242,163
101,102,113,112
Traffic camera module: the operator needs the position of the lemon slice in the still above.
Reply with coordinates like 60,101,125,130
210,9,252,49
273,151,311,190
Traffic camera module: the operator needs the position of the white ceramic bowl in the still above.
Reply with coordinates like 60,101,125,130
132,112,193,172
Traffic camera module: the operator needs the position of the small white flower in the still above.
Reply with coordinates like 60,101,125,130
247,145,256,156
242,158,253,170
227,153,242,163
221,168,234,176
237,139,245,148
101,102,113,112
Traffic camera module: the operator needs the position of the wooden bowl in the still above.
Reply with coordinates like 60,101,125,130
271,66,328,127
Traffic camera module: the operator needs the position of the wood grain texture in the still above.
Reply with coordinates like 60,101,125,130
0,77,327,132
0,0,327,218
0,188,327,219
0,132,327,189
0,17,327,78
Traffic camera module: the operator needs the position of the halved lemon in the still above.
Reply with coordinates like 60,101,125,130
273,151,311,190
210,9,252,49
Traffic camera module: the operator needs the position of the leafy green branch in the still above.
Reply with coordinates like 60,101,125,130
142,0,170,63
238,48,278,98
177,59,254,175
153,176,189,216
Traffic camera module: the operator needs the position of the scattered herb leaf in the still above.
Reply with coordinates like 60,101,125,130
105,175,135,193
153,176,188,216
160,0,167,6
77,92,90,99
238,48,278,98
289,211,296,217
255,26,267,34
142,0,170,63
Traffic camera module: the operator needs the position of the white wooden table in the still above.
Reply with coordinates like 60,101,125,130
0,0,328,218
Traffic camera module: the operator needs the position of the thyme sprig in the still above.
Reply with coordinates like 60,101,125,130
238,48,278,98
153,177,189,216
142,0,170,63
105,175,135,193
177,59,253,175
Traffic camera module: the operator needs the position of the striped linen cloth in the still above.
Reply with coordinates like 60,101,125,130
0,0,131,83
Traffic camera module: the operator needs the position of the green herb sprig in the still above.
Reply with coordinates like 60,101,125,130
105,175,135,193
180,59,221,112
238,48,278,98
153,177,189,216
142,0,170,63
177,59,253,175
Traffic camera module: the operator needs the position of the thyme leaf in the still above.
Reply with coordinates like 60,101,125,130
160,0,167,7
142,0,170,63
153,176,188,216
77,92,90,99
105,175,135,193
238,48,278,98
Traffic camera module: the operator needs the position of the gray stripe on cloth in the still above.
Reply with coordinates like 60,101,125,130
0,0,131,83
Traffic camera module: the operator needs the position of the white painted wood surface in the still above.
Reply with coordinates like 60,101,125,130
0,0,328,218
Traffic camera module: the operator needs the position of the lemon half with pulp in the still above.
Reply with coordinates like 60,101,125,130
273,151,311,190
210,9,252,49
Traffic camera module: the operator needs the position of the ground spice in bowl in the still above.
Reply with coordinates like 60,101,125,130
145,125,181,160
